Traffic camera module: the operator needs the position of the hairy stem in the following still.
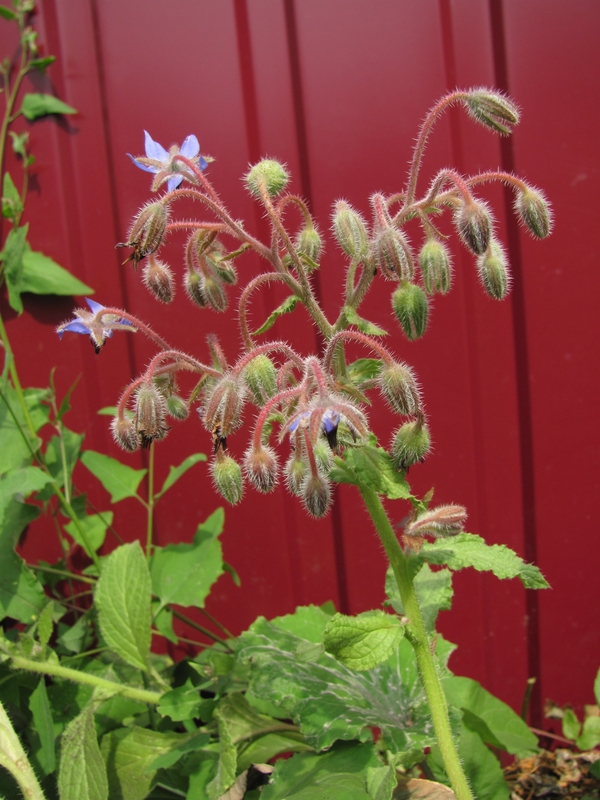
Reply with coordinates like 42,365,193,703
0,701,46,800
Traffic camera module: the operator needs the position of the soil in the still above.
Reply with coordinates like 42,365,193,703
503,748,600,799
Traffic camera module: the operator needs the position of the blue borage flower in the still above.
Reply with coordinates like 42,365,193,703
57,298,133,354
128,131,208,192
284,399,368,451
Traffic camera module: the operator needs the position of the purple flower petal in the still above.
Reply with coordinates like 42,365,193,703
60,320,91,336
180,134,200,159
127,153,156,174
144,130,169,162
167,174,184,192
322,410,340,434
85,298,104,314
199,155,208,172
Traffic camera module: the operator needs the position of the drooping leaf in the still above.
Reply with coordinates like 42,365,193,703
80,450,146,503
95,541,151,671
394,778,457,799
65,512,112,557
386,564,453,633
156,452,207,498
30,55,56,71
20,93,77,120
0,499,45,623
58,703,108,800
331,442,413,501
9,131,28,159
323,611,404,671
417,533,550,589
0,6,17,20
343,305,388,336
29,677,56,774
237,731,312,773
2,172,23,221
253,295,299,335
1,224,28,313
20,244,93,296
37,600,55,649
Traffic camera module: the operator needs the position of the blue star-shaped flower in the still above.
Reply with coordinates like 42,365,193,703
128,131,208,192
57,298,132,353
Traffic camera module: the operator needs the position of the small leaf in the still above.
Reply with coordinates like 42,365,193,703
395,778,457,799
30,55,56,71
152,600,177,644
562,707,581,741
9,130,28,158
147,732,210,770
2,171,23,221
343,305,388,336
20,244,93,296
2,223,28,313
156,452,207,498
20,93,77,120
0,500,45,624
253,295,298,335
37,600,55,648
157,679,202,722
29,677,56,774
65,512,112,557
80,450,146,503
0,6,17,20
95,541,151,671
323,610,404,671
331,442,413,501
58,703,108,800
386,564,453,633
577,715,600,750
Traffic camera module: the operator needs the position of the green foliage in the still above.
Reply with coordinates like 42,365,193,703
80,450,147,503
20,92,77,120
254,295,299,334
322,610,404,671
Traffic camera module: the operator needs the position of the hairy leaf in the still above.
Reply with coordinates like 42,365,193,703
29,677,56,774
386,564,453,632
59,703,108,800
80,450,146,503
343,305,388,336
331,443,413,501
323,611,404,671
253,295,299,335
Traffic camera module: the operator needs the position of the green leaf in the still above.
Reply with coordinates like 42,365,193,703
2,172,23,221
80,450,146,503
39,427,84,499
151,509,224,612
323,611,404,671
0,380,42,474
157,679,202,722
0,466,53,528
29,677,56,774
343,306,388,336
237,731,312,773
58,703,108,800
443,676,538,754
156,452,207,498
253,295,299,335
261,741,380,800
1,224,28,313
57,611,94,654
30,55,56,71
562,707,581,741
65,512,112,557
20,93,77,120
9,131,28,159
346,358,382,385
37,600,55,648
418,533,550,589
331,443,413,500
95,541,151,671
386,564,453,633
366,764,397,800
20,244,93,296
0,499,45,623
270,604,334,643
594,667,600,706
151,600,177,644
577,715,600,750
0,6,17,20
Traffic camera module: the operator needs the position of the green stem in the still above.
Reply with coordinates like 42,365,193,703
0,314,37,440
169,608,231,648
10,656,162,705
0,701,45,800
358,485,474,800
146,441,155,560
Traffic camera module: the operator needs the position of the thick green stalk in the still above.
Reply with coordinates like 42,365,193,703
0,700,46,800
358,485,474,800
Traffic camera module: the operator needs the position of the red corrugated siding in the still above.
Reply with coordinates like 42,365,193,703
2,0,598,720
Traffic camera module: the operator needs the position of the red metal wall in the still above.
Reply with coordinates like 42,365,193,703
2,0,599,724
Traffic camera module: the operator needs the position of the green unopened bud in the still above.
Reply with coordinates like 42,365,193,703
295,225,323,264
454,199,492,255
391,419,431,470
243,354,278,405
202,374,245,437
332,201,369,261
121,201,169,266
111,415,139,452
166,395,189,420
477,240,511,300
245,159,289,198
134,383,168,448
184,269,207,307
419,239,452,295
391,282,428,340
405,504,467,538
313,440,334,473
201,273,228,312
244,445,279,493
143,254,175,303
372,227,413,280
379,362,420,416
285,453,306,496
464,89,520,136
302,473,331,518
211,453,243,505
514,185,552,239
215,259,238,285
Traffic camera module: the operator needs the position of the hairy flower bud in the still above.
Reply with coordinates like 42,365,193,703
143,254,175,303
285,453,306,496
405,504,467,538
464,89,520,136
184,269,207,307
391,419,431,470
454,199,492,255
514,185,552,239
313,439,334,473
332,201,369,261
211,452,243,505
202,374,245,438
111,414,139,452
379,362,420,416
302,473,331,518
372,227,414,281
244,445,279,493
120,201,169,267
245,159,289,198
477,240,511,300
134,383,168,447
243,355,278,405
391,282,429,340
201,273,228,312
419,238,452,295
295,224,323,264
166,394,189,420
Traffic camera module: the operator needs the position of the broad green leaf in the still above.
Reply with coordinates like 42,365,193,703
0,466,53,528
367,765,398,800
57,611,93,654
562,707,581,741
418,533,550,589
29,677,56,774
58,703,108,800
157,679,202,722
0,500,45,623
151,509,224,611
156,452,207,498
577,715,600,750
2,224,28,313
65,512,112,556
100,727,185,800
386,564,453,632
261,741,380,800
80,450,146,503
20,244,93,296
323,611,404,671
23,387,51,432
343,305,388,336
253,295,299,335
443,676,538,754
2,172,23,221
95,541,151,671
346,358,382,385
20,93,77,120
147,733,211,771
238,615,437,753
331,443,413,500
270,604,334,643
206,700,237,800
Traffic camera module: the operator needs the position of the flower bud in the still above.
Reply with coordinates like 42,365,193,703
201,273,228,312
477,240,511,300
184,269,207,307
134,383,168,447
215,258,238,285
295,224,323,264
122,201,169,266
243,355,278,405
166,395,189,420
285,453,306,496
391,419,431,470
464,89,520,136
202,374,245,438
391,282,429,340
332,201,369,261
302,473,331,518
111,415,139,452
244,445,279,493
514,186,552,239
379,362,420,416
372,227,414,281
419,239,452,295
245,159,289,198
142,254,175,303
454,199,492,255
405,504,467,538
313,439,334,473
211,452,243,505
